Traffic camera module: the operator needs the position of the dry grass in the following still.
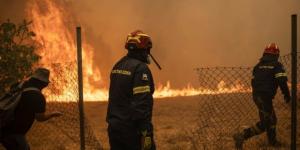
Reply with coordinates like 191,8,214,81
1,94,299,150
186,93,298,150
85,96,202,150
85,94,300,150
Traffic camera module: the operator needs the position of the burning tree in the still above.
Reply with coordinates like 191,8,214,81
0,20,40,93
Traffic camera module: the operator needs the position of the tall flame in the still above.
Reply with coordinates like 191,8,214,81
26,0,251,102
27,0,108,101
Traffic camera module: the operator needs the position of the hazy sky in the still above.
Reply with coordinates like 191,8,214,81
1,0,300,88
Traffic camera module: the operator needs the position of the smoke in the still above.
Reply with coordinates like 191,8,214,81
72,0,300,88
0,0,27,22
1,0,300,88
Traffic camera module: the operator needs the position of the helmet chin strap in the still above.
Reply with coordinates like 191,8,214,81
149,53,162,70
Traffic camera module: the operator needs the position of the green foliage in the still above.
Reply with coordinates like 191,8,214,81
0,20,41,94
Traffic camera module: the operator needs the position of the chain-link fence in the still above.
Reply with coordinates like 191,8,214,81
23,62,103,150
191,53,299,149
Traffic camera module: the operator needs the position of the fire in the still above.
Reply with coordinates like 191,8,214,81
154,81,251,98
26,0,107,101
25,0,251,102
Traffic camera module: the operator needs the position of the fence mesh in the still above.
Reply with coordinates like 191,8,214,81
23,62,102,150
191,53,300,149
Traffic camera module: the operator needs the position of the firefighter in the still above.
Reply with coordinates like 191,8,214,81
233,43,291,149
106,30,156,150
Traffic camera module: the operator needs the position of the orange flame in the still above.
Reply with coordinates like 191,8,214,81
26,0,251,102
27,0,107,101
154,81,251,98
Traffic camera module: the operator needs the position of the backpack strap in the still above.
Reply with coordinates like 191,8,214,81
7,87,41,108
17,82,24,89
0,88,40,111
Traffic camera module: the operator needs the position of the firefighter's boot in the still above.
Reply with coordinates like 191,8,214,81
233,132,245,150
267,128,283,147
269,140,284,147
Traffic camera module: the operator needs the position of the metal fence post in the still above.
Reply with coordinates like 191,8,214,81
291,14,297,150
77,27,85,150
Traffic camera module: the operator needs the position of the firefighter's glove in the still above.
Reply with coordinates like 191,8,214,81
141,130,152,150
284,95,291,104
139,122,153,150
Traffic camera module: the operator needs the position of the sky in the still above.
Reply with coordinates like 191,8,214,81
1,0,300,88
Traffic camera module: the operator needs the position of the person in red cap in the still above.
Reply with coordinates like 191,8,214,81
233,43,291,149
106,30,156,150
